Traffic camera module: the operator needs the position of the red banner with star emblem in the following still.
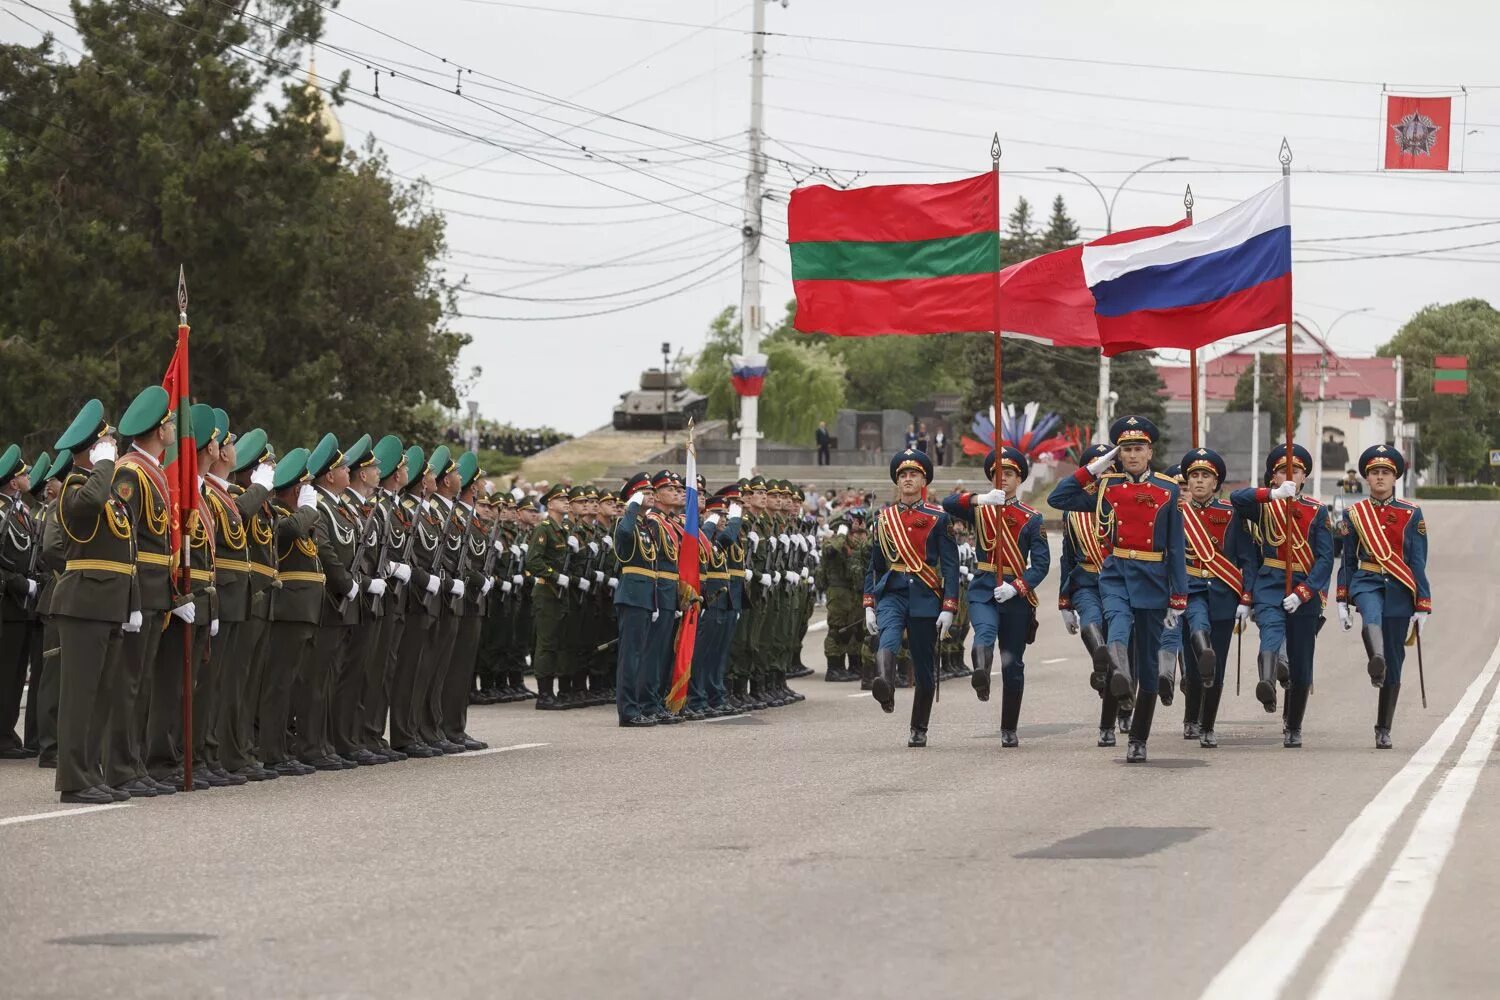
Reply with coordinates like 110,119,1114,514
1384,95,1451,171
160,324,199,581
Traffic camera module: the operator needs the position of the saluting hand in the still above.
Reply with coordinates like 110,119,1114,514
1086,447,1120,477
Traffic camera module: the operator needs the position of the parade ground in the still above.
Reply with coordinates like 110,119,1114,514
1,500,1494,1000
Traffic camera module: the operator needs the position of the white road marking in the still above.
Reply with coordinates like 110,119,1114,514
0,803,133,827
1199,632,1500,1000
452,742,550,757
1041,657,1070,665
847,692,872,699
807,619,828,632
1311,663,1500,1000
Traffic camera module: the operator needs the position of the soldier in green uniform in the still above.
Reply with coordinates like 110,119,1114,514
264,448,321,776
472,490,507,704
419,447,468,752
391,446,450,758
50,401,137,803
301,433,359,771
593,490,622,704
0,447,41,758
223,428,280,780
363,435,412,761
509,496,541,701
440,453,488,750
333,434,388,766
730,477,766,710
612,472,659,727
29,451,71,767
684,488,743,719
526,483,571,710
820,506,869,683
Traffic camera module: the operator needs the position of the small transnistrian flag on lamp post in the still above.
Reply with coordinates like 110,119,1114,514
1433,355,1468,395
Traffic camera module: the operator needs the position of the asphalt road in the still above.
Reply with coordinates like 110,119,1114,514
2,500,1496,1000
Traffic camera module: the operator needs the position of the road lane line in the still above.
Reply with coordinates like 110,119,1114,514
1199,631,1500,1000
1311,662,1500,1000
452,743,550,757
808,620,828,633
1041,657,1069,665
0,804,133,827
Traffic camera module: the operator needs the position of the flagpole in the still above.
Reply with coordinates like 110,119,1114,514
990,133,1003,488
1185,185,1200,449
177,267,195,792
1279,140,1295,599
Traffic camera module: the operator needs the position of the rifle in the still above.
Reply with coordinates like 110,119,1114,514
22,503,42,612
447,503,475,616
366,496,394,615
421,499,456,617
387,494,421,607
478,517,504,615
334,494,374,616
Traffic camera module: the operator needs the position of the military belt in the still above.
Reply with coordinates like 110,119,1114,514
65,559,136,576
975,561,1022,576
1261,557,1308,571
137,551,172,567
249,562,278,578
1186,566,1213,579
189,568,214,582
216,558,253,573
1077,562,1100,574
1359,560,1388,575
279,570,326,584
704,571,730,581
1112,548,1163,563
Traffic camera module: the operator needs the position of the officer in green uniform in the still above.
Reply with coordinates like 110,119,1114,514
301,433,359,771
224,428,280,780
592,490,622,704
29,451,71,767
50,401,137,803
820,507,869,682
333,434,388,766
364,435,413,761
263,449,321,776
508,496,540,702
406,447,461,756
472,490,506,704
0,446,40,758
526,483,571,710
440,452,488,750
391,446,448,758
421,449,469,750
174,404,227,787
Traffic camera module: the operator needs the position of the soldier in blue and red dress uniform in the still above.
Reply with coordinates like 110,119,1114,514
941,446,1049,747
1230,443,1334,748
1049,415,1188,763
1336,444,1431,749
862,449,959,748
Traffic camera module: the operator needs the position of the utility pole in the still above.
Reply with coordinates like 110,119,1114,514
1250,351,1262,484
735,0,768,478
1393,353,1406,499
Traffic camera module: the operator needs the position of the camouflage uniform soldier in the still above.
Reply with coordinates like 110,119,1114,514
819,508,869,682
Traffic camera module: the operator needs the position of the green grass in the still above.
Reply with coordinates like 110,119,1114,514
1414,484,1500,500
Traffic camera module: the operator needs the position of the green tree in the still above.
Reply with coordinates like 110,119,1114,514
0,1,465,451
685,302,845,445
1040,195,1081,251
1001,196,1042,262
1226,354,1304,443
1378,299,1500,483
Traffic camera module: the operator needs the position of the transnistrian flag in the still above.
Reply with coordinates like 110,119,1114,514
1081,178,1292,356
1433,355,1468,395
789,172,998,336
160,322,199,571
667,439,701,713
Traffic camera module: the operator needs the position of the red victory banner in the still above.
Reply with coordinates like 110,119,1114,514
1433,354,1468,395
1385,95,1452,171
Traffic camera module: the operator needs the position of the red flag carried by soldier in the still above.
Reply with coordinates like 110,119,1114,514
1384,95,1451,171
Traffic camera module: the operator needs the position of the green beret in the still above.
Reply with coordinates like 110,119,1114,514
272,447,311,490
456,452,480,490
212,407,231,445
118,386,171,438
373,435,404,479
306,433,343,480
541,483,569,505
45,450,72,484
0,445,23,483
189,403,218,447
56,399,109,452
426,445,453,480
404,445,425,481
231,428,272,474
344,433,375,470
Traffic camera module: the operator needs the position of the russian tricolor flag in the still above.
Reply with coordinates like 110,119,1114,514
1082,178,1292,357
667,439,700,712
729,353,768,397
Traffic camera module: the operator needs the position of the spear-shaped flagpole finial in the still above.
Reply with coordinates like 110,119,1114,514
1279,137,1294,170
1183,184,1194,213
177,265,189,325
990,132,1002,166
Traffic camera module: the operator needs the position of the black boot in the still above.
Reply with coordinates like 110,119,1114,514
1084,624,1110,692
971,644,993,702
1157,648,1177,707
1255,652,1279,713
908,684,934,748
872,650,896,713
1189,630,1216,689
1106,642,1134,713
1126,694,1156,763
1097,692,1118,747
535,676,558,710
1199,683,1223,748
1283,683,1309,748
1376,683,1400,749
1182,667,1202,739
1276,653,1290,689
825,655,846,682
999,682,1022,747
1362,624,1387,687
859,656,874,691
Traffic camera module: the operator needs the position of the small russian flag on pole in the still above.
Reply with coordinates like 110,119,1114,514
729,353,768,397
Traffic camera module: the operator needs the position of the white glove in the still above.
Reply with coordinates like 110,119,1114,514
785,569,799,584
387,562,412,583
27,579,38,598
1060,609,1079,634
509,544,521,557
1337,601,1352,631
608,577,618,589
89,438,117,464
450,579,466,598
772,571,782,585
567,535,579,551
760,573,773,588
587,541,598,555
512,574,524,586
594,571,605,583
778,533,789,546
705,514,721,528
172,602,197,624
651,610,660,623
1271,480,1298,500
481,578,494,596
1411,611,1428,636
425,575,441,595
501,581,513,594
937,610,955,635
1163,608,1181,630
297,484,317,509
627,491,647,507
366,578,387,596
251,463,275,490
345,581,359,602
749,531,760,547
520,543,529,552
837,524,849,537
122,610,143,633
603,537,614,549
744,568,753,581
1235,603,1252,625
728,503,742,520
973,488,1007,507
994,583,1017,603
865,607,879,636
675,610,683,620
806,575,817,588
578,579,590,592
555,574,570,588
1086,446,1120,477
1282,591,1303,613
210,618,220,637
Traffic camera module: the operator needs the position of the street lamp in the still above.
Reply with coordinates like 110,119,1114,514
661,341,672,444
1047,157,1188,443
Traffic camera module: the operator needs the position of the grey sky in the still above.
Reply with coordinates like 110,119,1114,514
14,0,1500,435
